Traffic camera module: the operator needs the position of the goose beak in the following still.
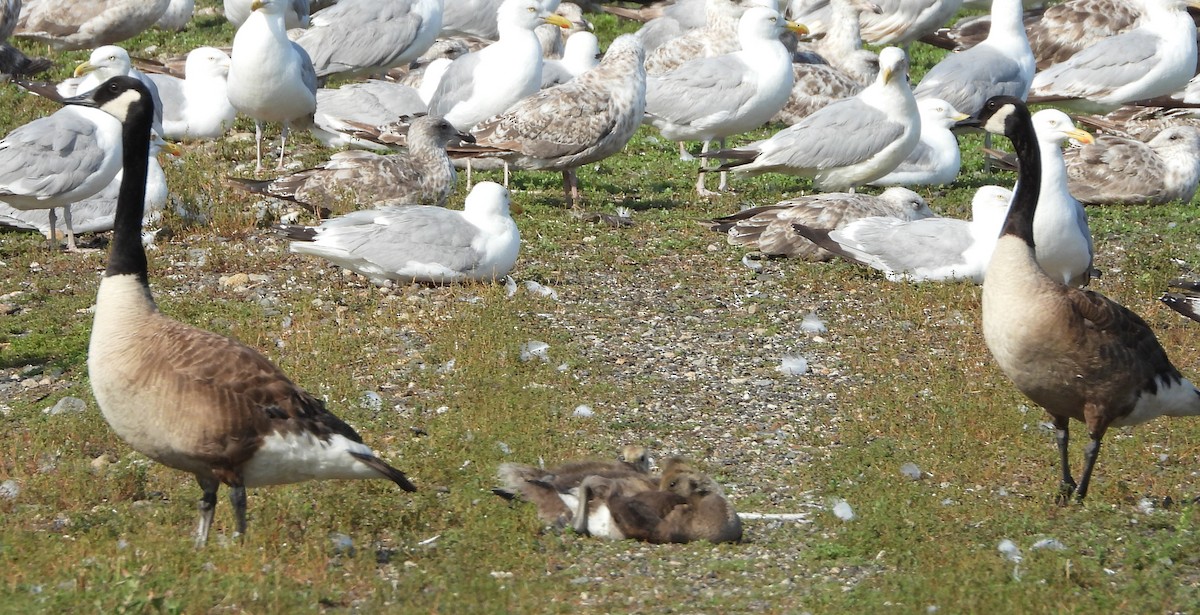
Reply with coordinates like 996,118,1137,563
545,13,572,29
73,61,96,78
60,88,101,108
786,21,808,35
957,116,982,129
1066,127,1094,145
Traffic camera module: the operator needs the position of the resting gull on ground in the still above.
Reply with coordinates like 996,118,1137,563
292,0,442,83
309,80,428,151
15,0,170,50
793,185,1012,283
457,33,647,207
786,0,963,47
701,46,919,191
912,0,1033,117
870,97,968,187
1027,0,1200,113
147,47,236,141
277,181,520,285
1063,125,1200,206
427,0,571,132
59,45,164,135
541,31,600,87
644,7,805,195
230,115,471,212
227,0,318,172
706,187,935,260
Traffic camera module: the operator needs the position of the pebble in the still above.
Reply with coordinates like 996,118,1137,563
0,479,19,500
219,273,251,288
91,454,114,474
899,462,923,481
519,341,550,363
44,396,87,416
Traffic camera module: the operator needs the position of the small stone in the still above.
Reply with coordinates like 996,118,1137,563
900,462,923,481
0,479,19,500
360,391,383,412
44,396,87,415
90,454,114,474
330,533,354,554
519,341,550,363
219,273,251,288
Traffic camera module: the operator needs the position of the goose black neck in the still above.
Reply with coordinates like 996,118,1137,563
107,109,154,284
998,105,1042,247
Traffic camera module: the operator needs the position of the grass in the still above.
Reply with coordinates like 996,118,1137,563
2,2,1200,613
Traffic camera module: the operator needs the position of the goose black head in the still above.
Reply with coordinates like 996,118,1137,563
972,95,1030,137
62,76,155,126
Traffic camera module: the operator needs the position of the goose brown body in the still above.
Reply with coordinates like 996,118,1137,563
976,95,1200,501
77,76,414,546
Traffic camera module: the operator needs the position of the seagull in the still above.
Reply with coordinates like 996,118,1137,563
912,0,1034,117
0,134,177,237
643,7,804,195
983,109,1097,286
427,0,571,132
155,0,195,31
801,0,881,85
701,46,919,191
787,0,963,47
229,115,471,211
1,0,52,80
793,185,1012,283
67,45,165,135
277,181,521,285
224,0,309,28
541,30,600,87
460,33,647,207
1027,0,1200,113
870,97,968,186
291,0,443,83
148,47,236,141
439,0,507,39
227,0,318,172
643,0,770,75
1063,125,1200,206
15,0,171,49
71,77,415,546
0,86,126,250
973,95,1200,503
309,80,429,151
706,187,935,260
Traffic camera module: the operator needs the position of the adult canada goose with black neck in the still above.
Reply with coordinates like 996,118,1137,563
77,76,416,546
973,95,1200,502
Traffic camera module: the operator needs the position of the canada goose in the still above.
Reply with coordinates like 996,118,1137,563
77,76,416,546
226,0,318,172
973,95,1200,502
1161,279,1200,323
495,445,654,525
230,115,470,212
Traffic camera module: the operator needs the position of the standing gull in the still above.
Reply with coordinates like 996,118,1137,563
706,187,935,260
224,0,309,28
230,115,471,211
460,33,647,207
793,185,1012,283
292,0,443,83
1063,126,1200,206
702,47,919,191
15,0,171,50
69,45,164,135
73,77,415,545
227,0,318,172
644,7,805,195
1027,0,1200,113
643,0,767,75
427,0,571,131
277,182,521,285
870,97,969,186
0,87,125,250
912,0,1034,117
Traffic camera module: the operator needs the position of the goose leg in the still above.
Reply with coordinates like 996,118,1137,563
195,475,219,547
229,483,248,538
1053,415,1076,504
1074,430,1107,502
